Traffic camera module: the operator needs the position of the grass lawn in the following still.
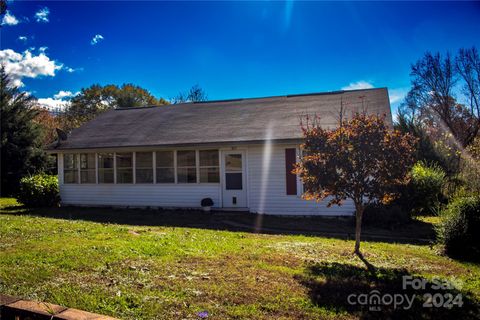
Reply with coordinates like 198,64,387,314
0,198,479,319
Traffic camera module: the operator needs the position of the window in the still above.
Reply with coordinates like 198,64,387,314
199,150,219,183
177,150,197,183
136,152,153,183
80,153,96,183
285,148,297,195
225,154,243,190
98,153,114,183
64,153,78,183
116,152,133,183
156,151,175,183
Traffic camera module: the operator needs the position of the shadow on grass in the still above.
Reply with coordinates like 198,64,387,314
0,204,435,245
295,257,480,319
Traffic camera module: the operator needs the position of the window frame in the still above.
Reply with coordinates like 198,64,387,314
79,153,96,184
135,151,154,184
155,150,175,184
199,149,220,183
97,152,115,184
116,152,134,184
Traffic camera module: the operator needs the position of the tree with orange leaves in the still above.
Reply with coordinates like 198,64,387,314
295,113,416,254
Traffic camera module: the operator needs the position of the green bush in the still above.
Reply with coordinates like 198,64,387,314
362,204,411,228
409,161,446,215
17,174,60,207
437,196,480,261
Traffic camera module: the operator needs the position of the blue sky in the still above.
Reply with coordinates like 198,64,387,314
1,1,480,112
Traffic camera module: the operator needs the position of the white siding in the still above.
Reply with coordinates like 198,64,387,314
60,184,221,208
246,145,355,216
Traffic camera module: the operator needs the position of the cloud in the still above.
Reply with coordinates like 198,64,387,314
35,7,50,23
2,11,19,26
90,34,104,45
0,48,63,87
37,97,70,112
53,90,77,100
18,36,28,43
341,81,375,91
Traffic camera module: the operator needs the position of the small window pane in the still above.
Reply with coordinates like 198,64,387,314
81,170,96,184
177,167,197,183
225,154,242,172
136,152,152,168
98,169,114,183
136,168,153,183
177,150,196,167
199,150,219,166
64,170,78,184
64,154,77,169
98,153,114,169
200,167,219,183
156,151,174,167
116,153,133,168
117,168,133,183
226,172,242,190
157,168,175,183
80,154,95,169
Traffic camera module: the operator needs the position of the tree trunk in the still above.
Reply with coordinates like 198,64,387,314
354,204,364,254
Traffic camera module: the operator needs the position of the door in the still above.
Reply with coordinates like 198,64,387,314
222,151,247,208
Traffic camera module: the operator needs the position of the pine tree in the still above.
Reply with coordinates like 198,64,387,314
0,67,47,195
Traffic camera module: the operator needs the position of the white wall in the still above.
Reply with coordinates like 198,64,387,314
60,184,221,208
246,145,355,216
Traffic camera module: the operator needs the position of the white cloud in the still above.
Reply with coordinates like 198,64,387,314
37,97,70,113
0,48,63,87
91,34,104,45
341,81,375,91
2,11,19,26
35,7,50,23
53,90,77,100
18,36,28,42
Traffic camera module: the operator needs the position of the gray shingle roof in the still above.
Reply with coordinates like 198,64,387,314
52,88,391,150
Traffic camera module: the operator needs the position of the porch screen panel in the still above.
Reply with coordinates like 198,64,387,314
64,153,78,184
80,153,96,183
177,150,197,183
98,153,114,183
156,151,174,183
199,150,219,183
285,148,297,195
116,153,133,183
136,152,153,183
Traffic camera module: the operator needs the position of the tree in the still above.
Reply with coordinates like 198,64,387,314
295,113,416,254
0,67,47,195
62,83,168,130
172,84,208,103
404,48,480,148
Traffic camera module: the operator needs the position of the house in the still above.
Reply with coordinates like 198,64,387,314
49,87,392,215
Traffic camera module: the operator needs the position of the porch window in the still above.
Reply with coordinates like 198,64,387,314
199,150,219,183
177,150,197,183
98,153,114,183
156,151,175,183
116,152,133,183
64,153,78,184
136,152,153,183
80,153,96,183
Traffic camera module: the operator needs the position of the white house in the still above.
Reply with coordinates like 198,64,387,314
49,88,392,215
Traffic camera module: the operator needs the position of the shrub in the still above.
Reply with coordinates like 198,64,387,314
362,204,411,228
409,161,446,215
17,174,60,207
437,196,480,261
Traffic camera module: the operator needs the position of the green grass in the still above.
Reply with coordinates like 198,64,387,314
1,198,479,319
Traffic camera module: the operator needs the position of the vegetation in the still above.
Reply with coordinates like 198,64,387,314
295,113,416,254
17,174,59,207
437,196,480,261
172,84,208,104
1,198,479,319
0,68,49,196
62,84,169,130
409,161,446,215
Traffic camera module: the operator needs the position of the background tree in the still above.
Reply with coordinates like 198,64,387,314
403,47,480,148
172,84,208,103
62,83,168,130
0,67,48,195
295,113,416,254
